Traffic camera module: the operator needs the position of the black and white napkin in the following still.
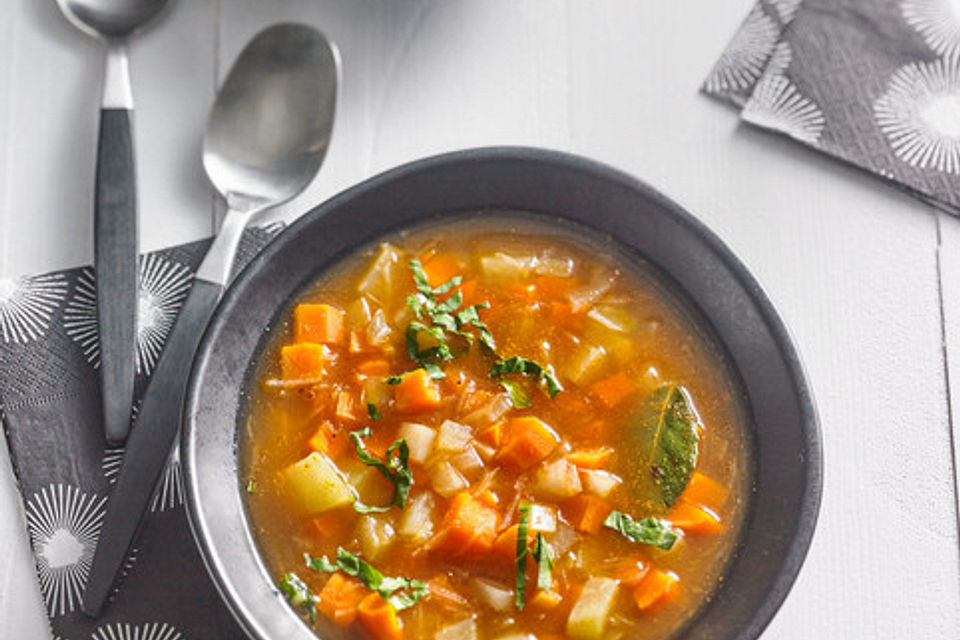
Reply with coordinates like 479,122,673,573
0,224,282,640
703,0,960,214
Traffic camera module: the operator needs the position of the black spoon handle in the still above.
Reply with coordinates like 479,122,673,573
81,277,223,617
96,107,138,446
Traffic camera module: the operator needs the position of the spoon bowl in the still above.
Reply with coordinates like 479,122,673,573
56,0,168,39
204,23,338,211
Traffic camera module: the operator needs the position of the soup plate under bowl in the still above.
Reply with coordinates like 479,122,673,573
182,147,822,640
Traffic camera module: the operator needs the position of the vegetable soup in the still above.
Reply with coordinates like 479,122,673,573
243,216,749,640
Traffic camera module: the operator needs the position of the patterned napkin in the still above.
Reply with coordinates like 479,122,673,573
0,224,282,640
702,0,960,214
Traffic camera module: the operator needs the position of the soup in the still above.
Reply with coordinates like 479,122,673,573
243,217,749,640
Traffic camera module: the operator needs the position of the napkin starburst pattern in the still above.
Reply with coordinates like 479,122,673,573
743,73,825,145
63,255,192,375
102,445,183,513
704,5,781,94
902,0,960,58
875,56,960,174
24,484,106,617
91,622,183,640
0,274,67,344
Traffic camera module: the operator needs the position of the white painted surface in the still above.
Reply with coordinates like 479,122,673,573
2,1,959,638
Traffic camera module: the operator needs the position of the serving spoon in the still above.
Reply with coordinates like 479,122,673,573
81,23,339,616
56,0,170,445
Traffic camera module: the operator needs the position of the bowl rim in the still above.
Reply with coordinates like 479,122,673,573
182,145,822,640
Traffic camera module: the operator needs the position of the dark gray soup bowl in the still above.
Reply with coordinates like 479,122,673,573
183,147,821,640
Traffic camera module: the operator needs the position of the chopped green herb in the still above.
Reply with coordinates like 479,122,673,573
304,552,338,573
603,511,678,550
367,403,382,420
279,572,316,621
533,532,554,591
349,427,413,512
385,375,403,385
499,380,531,409
401,260,494,378
246,479,256,494
491,355,563,398
306,546,428,610
515,504,531,610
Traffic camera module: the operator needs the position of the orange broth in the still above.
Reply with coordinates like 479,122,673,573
242,217,749,640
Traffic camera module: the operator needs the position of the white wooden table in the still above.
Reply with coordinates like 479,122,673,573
2,1,959,637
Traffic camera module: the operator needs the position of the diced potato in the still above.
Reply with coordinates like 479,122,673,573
527,504,558,533
567,269,615,312
533,459,582,501
343,461,395,507
366,308,392,346
280,453,354,514
561,342,608,386
473,441,496,462
436,619,478,640
566,577,619,640
430,461,469,497
585,304,633,333
434,420,473,454
398,492,436,543
357,515,395,561
462,393,512,427
356,243,403,304
361,377,391,408
345,296,374,328
549,522,578,556
398,422,436,465
472,578,513,611
534,255,574,277
479,252,533,283
581,469,623,498
450,446,485,481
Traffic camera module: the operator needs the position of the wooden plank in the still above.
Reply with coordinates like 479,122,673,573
566,2,960,638
0,0,216,279
0,2,217,638
938,210,960,588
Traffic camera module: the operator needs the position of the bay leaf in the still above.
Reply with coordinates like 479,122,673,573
630,384,700,510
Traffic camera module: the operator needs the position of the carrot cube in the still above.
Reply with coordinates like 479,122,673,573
495,417,560,471
394,368,442,414
427,492,499,558
357,593,403,640
357,359,391,377
565,447,614,470
613,555,650,588
680,472,729,509
528,589,563,612
317,573,368,626
562,494,612,534
281,343,330,381
477,423,503,448
632,569,679,611
294,304,344,345
589,372,634,408
422,253,461,288
667,501,722,535
491,523,535,564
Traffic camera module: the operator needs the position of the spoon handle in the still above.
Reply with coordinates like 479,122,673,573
82,209,251,616
97,44,138,445
83,275,224,617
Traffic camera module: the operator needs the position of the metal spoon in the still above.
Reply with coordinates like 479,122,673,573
55,0,170,445
81,23,339,617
